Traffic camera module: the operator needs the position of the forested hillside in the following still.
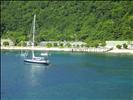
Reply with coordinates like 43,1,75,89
1,1,133,45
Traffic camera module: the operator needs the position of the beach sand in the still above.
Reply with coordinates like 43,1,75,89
107,49,133,54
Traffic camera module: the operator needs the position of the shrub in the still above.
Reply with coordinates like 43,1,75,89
81,44,85,47
3,41,9,46
100,42,106,47
17,41,27,46
85,44,90,47
94,43,99,48
123,43,128,49
34,42,38,46
66,43,71,47
77,44,80,48
53,43,58,47
116,45,122,49
46,43,52,48
85,39,101,48
59,43,64,48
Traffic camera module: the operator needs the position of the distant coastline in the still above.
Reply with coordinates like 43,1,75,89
1,46,133,54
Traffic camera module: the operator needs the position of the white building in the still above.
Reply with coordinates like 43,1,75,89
1,39,14,46
40,41,86,48
106,41,133,49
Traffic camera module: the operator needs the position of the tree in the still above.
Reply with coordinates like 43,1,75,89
1,23,7,37
1,1,133,44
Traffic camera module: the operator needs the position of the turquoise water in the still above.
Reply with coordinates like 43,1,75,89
1,50,133,100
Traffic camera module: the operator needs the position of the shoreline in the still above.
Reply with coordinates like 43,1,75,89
1,46,133,54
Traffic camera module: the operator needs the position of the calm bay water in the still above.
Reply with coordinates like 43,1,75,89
1,50,133,100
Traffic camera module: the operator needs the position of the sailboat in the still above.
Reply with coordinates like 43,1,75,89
24,14,50,65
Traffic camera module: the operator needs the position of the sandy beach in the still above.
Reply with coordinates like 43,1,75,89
107,49,133,54
1,46,133,54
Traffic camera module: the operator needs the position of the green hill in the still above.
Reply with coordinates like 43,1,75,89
1,1,133,45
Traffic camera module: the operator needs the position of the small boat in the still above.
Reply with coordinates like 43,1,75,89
24,14,50,65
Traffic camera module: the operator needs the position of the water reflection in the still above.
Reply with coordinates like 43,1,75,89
27,63,50,87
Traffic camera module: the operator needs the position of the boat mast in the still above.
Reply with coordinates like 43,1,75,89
32,14,36,58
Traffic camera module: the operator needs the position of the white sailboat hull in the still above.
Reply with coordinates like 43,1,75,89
24,59,49,65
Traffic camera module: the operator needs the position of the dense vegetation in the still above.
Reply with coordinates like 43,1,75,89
1,1,133,46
